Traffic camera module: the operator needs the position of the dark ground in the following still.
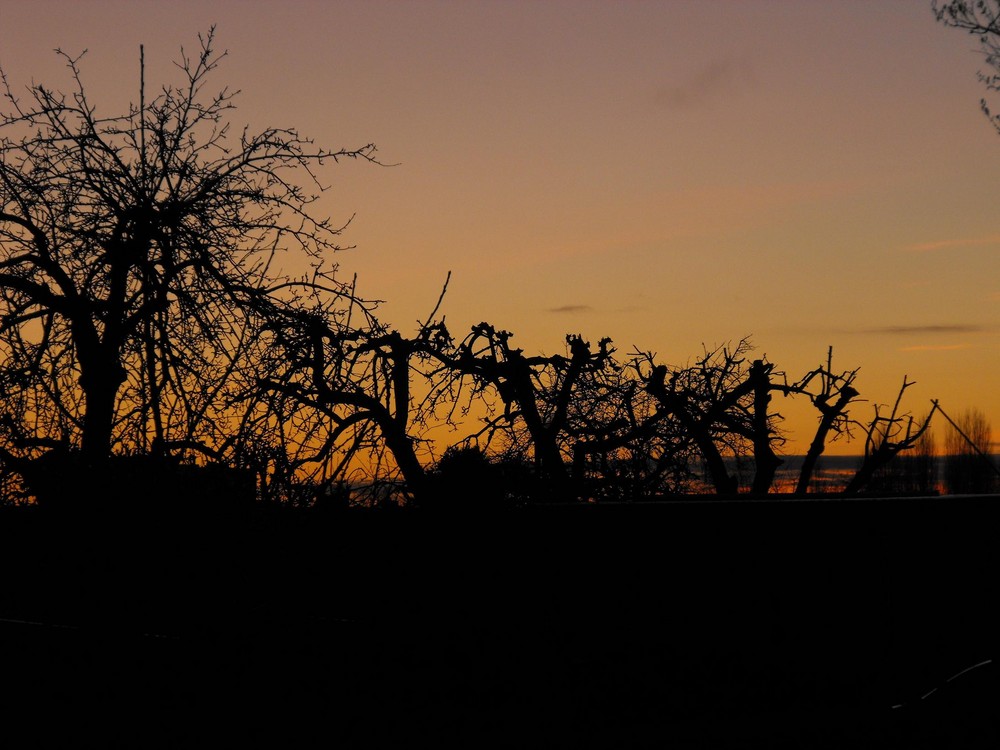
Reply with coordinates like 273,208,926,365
1,496,998,748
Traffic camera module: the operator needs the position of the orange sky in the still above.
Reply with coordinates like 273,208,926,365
1,1,997,456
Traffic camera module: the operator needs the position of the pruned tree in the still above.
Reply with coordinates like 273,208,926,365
643,339,785,495
0,28,379,501
842,377,937,495
569,351,697,501
790,347,861,494
258,300,451,507
434,323,618,501
867,414,939,496
934,0,1000,132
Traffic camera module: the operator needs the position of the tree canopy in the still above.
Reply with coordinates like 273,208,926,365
0,28,379,499
934,0,1000,132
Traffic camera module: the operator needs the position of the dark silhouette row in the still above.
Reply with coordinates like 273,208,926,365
0,25,995,512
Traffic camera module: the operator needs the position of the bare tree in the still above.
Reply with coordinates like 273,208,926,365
438,324,618,500
941,406,998,494
867,414,939,495
790,348,861,494
0,28,379,500
570,352,697,500
643,339,785,495
934,0,1000,132
842,378,937,495
259,301,450,507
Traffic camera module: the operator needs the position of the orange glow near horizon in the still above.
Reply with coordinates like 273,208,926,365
0,1,997,458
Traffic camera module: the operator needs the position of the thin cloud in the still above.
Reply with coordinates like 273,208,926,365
657,57,753,108
860,325,984,336
902,235,1000,253
899,344,972,352
547,305,593,314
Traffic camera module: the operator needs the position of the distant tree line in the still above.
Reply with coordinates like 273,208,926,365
0,28,994,509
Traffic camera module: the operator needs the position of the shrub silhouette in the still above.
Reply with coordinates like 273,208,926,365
424,446,529,511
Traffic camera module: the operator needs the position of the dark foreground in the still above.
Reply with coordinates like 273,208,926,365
1,496,998,748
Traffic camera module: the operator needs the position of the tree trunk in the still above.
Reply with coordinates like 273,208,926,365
795,389,856,495
749,360,782,494
79,361,126,462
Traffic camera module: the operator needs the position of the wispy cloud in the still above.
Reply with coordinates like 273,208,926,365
657,57,753,108
902,235,1000,253
842,324,996,352
547,304,593,314
859,324,985,336
899,344,972,352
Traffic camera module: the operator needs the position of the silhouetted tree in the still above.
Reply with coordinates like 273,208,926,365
941,406,998,494
259,306,446,506
904,418,940,494
569,351,697,500
934,0,1000,132
437,324,618,500
425,327,701,502
0,29,378,500
842,378,937,495
868,414,939,495
791,348,861,494
643,339,785,495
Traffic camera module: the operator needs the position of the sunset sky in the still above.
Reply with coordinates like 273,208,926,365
1,1,997,456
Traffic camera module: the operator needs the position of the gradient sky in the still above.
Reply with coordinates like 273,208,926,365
1,1,997,456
